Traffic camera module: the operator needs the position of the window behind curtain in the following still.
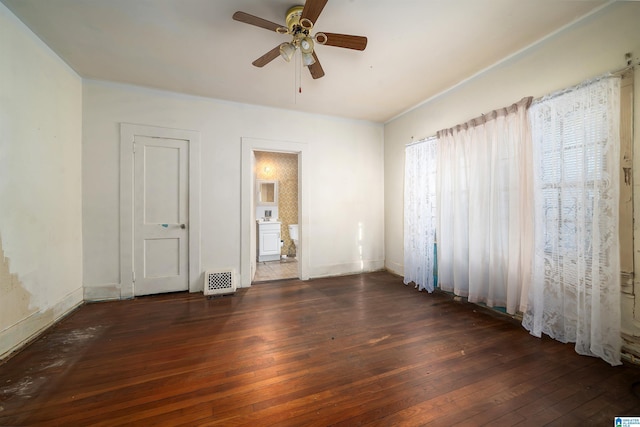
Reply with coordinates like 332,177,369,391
436,98,533,314
404,138,438,292
523,76,622,366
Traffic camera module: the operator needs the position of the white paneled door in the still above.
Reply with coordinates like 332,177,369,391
134,135,189,296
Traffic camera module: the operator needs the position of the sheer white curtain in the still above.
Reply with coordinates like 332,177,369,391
523,76,621,366
437,98,533,314
404,138,438,292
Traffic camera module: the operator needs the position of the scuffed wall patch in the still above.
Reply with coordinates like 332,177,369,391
0,235,37,331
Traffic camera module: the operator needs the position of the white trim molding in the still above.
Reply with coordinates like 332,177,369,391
240,137,309,287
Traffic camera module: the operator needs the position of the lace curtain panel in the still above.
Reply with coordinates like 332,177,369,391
522,76,622,366
404,138,438,292
436,98,534,314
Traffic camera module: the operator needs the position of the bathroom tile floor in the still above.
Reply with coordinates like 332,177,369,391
254,258,298,282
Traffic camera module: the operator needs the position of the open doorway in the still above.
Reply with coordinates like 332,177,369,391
253,151,299,282
240,137,308,287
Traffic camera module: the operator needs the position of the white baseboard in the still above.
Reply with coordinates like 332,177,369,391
0,287,83,360
384,261,404,277
308,259,385,279
83,283,122,301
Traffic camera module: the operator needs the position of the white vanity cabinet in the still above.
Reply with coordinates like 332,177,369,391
257,221,281,262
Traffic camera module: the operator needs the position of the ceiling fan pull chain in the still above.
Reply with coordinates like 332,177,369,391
298,52,303,94
295,50,302,101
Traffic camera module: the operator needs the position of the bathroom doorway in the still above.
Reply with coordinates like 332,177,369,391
240,137,307,287
253,150,299,282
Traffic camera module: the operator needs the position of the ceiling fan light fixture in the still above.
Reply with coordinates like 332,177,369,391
302,52,316,66
300,36,314,54
279,42,295,62
234,0,367,79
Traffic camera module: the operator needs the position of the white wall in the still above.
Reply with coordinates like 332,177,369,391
82,81,384,298
383,1,640,357
384,1,640,275
0,3,83,358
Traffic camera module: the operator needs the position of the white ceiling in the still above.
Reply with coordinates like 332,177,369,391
2,0,610,123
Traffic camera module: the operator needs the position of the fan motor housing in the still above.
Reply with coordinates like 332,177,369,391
285,5,306,33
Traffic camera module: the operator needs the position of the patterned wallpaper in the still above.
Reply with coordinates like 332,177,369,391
255,151,298,257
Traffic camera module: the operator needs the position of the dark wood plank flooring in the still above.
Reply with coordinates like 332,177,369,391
1,271,639,426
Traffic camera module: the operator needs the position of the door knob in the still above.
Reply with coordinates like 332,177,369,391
180,224,186,229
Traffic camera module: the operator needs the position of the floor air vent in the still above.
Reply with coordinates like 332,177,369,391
204,269,236,296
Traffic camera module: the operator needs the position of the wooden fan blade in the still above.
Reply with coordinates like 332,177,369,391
321,33,367,51
301,0,328,25
252,45,281,67
308,52,325,79
233,11,284,32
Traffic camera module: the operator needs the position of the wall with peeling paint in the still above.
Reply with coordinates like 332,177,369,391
0,4,83,358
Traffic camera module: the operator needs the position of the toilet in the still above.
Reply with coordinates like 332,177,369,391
287,224,299,258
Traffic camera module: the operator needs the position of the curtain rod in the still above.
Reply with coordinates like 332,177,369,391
533,62,637,104
406,135,437,147
612,62,637,75
406,62,637,146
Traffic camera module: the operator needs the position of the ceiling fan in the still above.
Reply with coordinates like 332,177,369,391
233,0,367,79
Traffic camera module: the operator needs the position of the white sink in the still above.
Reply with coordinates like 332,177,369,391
257,218,280,224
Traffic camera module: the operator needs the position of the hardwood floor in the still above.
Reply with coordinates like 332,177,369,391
1,271,639,426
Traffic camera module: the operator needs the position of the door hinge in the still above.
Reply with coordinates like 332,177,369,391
132,142,136,153
132,271,136,282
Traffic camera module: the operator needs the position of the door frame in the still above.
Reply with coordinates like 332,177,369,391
120,123,201,298
241,137,309,286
